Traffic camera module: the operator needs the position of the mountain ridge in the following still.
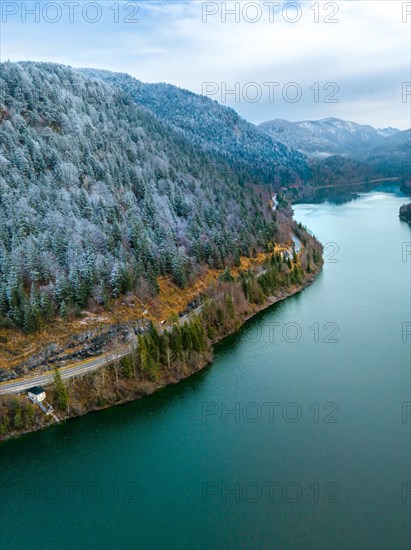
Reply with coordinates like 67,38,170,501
259,117,410,174
81,68,309,186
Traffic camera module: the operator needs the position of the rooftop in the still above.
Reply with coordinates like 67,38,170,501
27,386,45,395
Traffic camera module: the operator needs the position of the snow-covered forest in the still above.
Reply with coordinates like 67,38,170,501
84,68,309,186
0,62,281,332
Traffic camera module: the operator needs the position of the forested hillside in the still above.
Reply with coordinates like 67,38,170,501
0,62,279,333
399,202,411,224
82,69,309,186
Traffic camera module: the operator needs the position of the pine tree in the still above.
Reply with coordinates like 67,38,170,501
53,368,68,410
220,266,234,282
172,253,188,288
60,300,68,321
146,262,159,294
11,399,23,429
25,401,35,427
234,249,241,267
110,262,123,298
226,295,235,318
169,325,183,361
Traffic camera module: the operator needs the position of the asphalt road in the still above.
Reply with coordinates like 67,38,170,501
0,348,131,396
0,304,205,396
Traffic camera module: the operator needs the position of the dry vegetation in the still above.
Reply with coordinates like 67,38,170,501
0,248,288,370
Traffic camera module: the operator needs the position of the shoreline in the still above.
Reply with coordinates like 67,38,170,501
0,266,322,443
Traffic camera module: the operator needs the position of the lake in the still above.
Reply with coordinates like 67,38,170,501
1,186,410,550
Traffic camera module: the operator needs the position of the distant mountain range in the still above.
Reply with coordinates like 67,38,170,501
83,69,411,187
259,117,411,176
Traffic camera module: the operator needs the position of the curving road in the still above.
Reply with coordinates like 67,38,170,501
0,348,132,396
0,304,205,396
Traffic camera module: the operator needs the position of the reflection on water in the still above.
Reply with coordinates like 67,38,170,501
296,181,409,206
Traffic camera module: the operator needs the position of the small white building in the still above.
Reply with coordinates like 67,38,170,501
27,386,46,403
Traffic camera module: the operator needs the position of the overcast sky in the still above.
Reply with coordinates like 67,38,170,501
2,0,410,129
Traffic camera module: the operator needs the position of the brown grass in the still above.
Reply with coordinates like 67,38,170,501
0,249,287,370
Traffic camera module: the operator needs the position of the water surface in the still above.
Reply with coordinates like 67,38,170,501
1,187,410,550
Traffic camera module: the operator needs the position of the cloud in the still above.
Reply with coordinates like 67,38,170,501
1,0,410,129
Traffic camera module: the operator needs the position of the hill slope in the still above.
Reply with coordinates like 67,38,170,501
82,69,309,186
0,61,280,333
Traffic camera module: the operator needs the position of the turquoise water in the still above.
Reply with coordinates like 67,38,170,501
1,187,410,550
